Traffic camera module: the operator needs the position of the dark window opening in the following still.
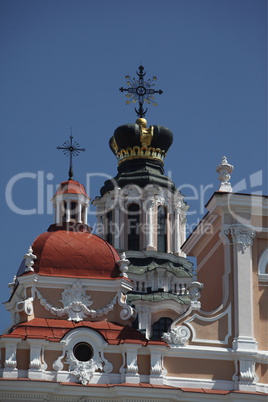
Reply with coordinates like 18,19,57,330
73,342,93,362
70,201,77,220
62,201,67,222
128,204,140,251
150,317,172,341
106,210,113,244
157,205,167,253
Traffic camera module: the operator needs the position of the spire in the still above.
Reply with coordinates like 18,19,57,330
119,65,163,118
216,156,234,192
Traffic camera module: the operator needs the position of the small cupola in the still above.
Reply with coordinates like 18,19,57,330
49,179,90,232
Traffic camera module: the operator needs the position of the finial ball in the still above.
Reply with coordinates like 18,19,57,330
136,118,147,128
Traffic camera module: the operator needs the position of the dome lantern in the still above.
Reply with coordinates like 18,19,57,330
49,179,91,232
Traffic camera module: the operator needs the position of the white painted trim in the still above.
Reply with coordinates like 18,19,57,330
258,248,268,282
184,304,232,345
196,238,222,271
182,213,219,256
164,375,234,391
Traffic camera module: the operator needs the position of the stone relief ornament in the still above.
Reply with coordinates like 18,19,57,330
162,325,191,345
67,354,102,385
66,350,112,385
60,281,93,321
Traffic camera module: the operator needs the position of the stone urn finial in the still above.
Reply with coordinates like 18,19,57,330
116,252,130,278
216,156,234,192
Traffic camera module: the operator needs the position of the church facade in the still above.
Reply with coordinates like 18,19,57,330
0,114,267,401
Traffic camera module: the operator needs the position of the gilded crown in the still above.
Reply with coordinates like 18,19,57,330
109,119,173,165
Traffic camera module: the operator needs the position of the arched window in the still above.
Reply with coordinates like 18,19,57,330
106,210,113,244
157,205,167,253
128,204,140,251
151,317,172,341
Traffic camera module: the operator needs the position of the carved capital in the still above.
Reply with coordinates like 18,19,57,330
231,225,256,254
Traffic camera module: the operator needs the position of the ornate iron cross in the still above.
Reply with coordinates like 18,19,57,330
119,65,163,118
57,133,85,180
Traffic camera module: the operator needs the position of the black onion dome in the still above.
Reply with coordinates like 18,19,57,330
150,125,173,151
109,119,173,165
109,123,139,151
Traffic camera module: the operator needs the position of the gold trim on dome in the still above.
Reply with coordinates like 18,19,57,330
116,146,166,164
111,136,118,153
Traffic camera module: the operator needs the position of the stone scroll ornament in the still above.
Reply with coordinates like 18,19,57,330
162,325,191,345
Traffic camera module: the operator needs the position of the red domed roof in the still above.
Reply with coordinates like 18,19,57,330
28,231,120,279
54,180,89,198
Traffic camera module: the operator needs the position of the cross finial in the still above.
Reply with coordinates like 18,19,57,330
57,132,85,180
119,65,163,117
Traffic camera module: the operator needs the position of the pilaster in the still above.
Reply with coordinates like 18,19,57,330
123,344,140,384
148,345,166,385
2,338,21,378
28,339,47,380
230,225,257,350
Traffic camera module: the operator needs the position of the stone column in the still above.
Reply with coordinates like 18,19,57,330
146,200,155,250
66,201,71,222
77,203,82,223
173,205,181,255
55,201,61,224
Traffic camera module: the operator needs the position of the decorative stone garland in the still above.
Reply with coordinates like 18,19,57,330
32,281,119,322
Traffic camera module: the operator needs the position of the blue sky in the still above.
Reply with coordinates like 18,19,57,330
0,0,267,332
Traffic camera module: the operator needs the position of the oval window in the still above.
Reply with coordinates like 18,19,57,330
73,342,93,362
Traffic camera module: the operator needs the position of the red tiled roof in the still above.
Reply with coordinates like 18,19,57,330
54,180,89,198
24,230,120,279
1,318,161,345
